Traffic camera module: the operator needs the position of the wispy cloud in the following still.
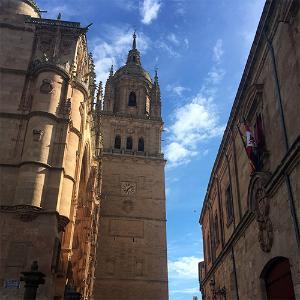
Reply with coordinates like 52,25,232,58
157,40,180,57
170,287,199,295
213,39,224,64
167,33,180,46
173,0,186,15
140,0,161,25
165,39,225,167
168,256,201,279
113,0,137,11
92,26,150,83
166,84,189,97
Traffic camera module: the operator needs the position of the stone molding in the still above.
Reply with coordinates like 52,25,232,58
0,204,41,222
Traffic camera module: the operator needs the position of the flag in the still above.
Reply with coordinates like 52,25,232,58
237,122,259,173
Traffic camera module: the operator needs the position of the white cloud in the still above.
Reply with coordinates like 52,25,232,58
92,26,150,84
113,0,137,11
168,256,202,279
166,84,189,97
184,37,189,48
170,287,199,295
165,39,225,167
167,33,180,45
140,0,161,24
213,39,224,64
157,40,180,57
173,0,186,15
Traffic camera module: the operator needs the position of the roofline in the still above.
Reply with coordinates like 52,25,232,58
199,0,276,224
24,0,41,17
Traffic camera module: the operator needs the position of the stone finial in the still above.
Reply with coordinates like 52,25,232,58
109,65,114,77
132,31,137,50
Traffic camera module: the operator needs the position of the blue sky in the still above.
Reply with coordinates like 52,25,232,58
38,0,265,298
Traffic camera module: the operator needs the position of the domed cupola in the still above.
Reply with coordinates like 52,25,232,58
113,32,152,83
0,0,41,18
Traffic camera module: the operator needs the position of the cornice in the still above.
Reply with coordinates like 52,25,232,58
100,111,163,124
102,151,166,164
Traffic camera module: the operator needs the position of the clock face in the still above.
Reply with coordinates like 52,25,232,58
121,182,136,195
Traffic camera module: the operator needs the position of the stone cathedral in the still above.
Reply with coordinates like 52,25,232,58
95,34,168,299
0,1,168,300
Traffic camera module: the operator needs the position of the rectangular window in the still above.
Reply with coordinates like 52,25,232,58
225,184,234,225
207,234,211,262
214,213,220,246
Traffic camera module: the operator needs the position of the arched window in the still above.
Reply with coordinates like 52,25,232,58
128,92,137,107
114,135,121,149
138,138,144,152
261,257,296,300
126,137,133,150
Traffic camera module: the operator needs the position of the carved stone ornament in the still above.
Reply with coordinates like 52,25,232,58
0,205,41,222
38,35,54,57
248,172,273,252
40,79,54,94
59,38,74,56
58,98,72,118
33,129,44,141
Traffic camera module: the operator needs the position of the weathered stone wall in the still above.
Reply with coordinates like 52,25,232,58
199,1,300,299
94,155,168,300
0,2,101,299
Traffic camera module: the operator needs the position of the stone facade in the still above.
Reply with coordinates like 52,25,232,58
93,34,168,300
0,1,168,299
0,1,102,299
199,1,300,300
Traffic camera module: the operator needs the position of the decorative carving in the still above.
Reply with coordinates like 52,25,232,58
59,38,74,56
32,129,44,141
255,187,273,252
37,34,55,58
40,79,54,94
58,98,72,118
248,172,273,252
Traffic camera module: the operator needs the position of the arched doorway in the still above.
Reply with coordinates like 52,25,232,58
261,257,296,300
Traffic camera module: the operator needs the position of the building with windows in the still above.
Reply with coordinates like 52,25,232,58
199,0,300,299
0,1,168,299
93,33,168,300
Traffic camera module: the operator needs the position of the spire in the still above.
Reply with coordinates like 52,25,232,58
126,31,141,65
96,81,103,111
132,31,137,50
109,65,114,77
154,68,159,84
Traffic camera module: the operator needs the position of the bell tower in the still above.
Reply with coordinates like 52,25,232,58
94,33,168,300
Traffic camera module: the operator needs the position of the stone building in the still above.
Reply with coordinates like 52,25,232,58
199,1,300,300
93,34,168,300
0,1,168,300
0,0,102,299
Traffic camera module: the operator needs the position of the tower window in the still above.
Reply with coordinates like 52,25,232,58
133,56,136,62
128,92,137,107
114,135,121,149
126,137,133,150
138,138,144,152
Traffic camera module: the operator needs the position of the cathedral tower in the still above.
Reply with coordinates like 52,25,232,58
94,33,168,299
